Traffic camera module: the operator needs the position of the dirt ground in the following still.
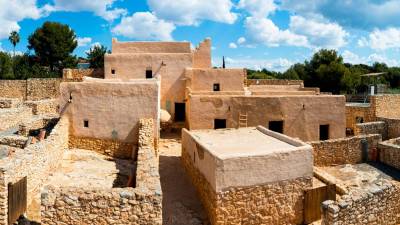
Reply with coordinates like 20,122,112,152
159,132,209,225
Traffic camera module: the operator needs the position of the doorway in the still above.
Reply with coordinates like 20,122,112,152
214,119,227,129
319,124,330,140
269,121,284,133
174,103,186,122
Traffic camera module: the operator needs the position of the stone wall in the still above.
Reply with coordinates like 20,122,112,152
181,147,311,225
0,116,69,225
0,107,32,131
345,103,376,132
0,79,61,100
41,118,162,225
62,68,104,82
321,180,400,225
246,79,304,87
379,137,400,170
354,121,387,140
24,99,59,115
0,80,26,99
377,117,400,139
310,134,381,167
69,136,135,159
371,94,400,119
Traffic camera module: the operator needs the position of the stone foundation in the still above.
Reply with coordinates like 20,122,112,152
310,134,381,166
321,181,400,225
181,147,311,225
68,136,135,159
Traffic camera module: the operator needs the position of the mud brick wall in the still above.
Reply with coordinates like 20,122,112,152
181,147,311,225
310,134,381,166
0,117,69,225
322,181,400,225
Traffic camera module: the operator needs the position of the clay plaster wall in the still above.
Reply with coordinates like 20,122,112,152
192,39,211,68
185,68,245,92
112,38,191,54
59,80,160,147
187,94,346,142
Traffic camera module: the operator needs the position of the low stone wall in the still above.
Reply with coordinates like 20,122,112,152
310,134,381,167
321,180,400,225
0,79,61,101
0,116,69,225
246,79,304,87
377,117,400,139
0,107,32,131
181,147,311,225
345,103,376,132
379,137,400,170
41,118,162,225
354,121,387,140
371,94,400,119
0,136,28,148
69,136,135,159
62,68,104,81
0,98,22,109
24,99,59,115
0,80,26,99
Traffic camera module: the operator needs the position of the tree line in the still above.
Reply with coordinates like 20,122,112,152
247,49,400,94
0,21,107,80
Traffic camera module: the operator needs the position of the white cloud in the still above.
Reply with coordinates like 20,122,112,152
359,27,400,50
238,0,276,17
0,0,48,39
49,0,126,21
237,37,246,45
244,17,308,47
341,50,399,67
147,0,237,26
77,37,92,47
112,12,175,41
219,57,295,72
229,42,237,48
289,15,348,49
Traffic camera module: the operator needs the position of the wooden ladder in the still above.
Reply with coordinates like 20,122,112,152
238,112,248,128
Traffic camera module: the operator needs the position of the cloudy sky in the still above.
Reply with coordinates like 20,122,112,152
0,0,399,71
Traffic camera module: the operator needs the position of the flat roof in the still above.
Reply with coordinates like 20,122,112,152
190,127,299,159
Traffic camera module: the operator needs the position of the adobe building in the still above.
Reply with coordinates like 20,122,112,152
181,126,313,224
104,38,346,142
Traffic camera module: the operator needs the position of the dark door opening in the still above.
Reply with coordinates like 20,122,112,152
214,119,226,129
146,70,153,79
174,103,186,122
269,121,284,133
213,83,220,91
320,124,330,140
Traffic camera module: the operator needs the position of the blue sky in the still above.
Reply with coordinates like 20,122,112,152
0,0,399,71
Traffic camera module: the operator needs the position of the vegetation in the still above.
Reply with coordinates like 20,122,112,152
87,45,108,69
8,31,20,58
247,49,400,94
28,21,78,73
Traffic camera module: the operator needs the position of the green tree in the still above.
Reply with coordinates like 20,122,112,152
87,45,107,68
28,21,78,73
282,67,300,80
0,52,14,79
8,31,20,58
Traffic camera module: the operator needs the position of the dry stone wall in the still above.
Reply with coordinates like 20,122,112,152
379,137,400,170
345,104,376,132
41,118,162,225
355,121,387,140
0,107,32,131
181,147,311,225
24,99,59,115
310,134,381,166
62,68,104,81
0,116,69,225
321,180,400,225
0,80,26,99
69,136,135,159
371,94,400,119
377,117,400,139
